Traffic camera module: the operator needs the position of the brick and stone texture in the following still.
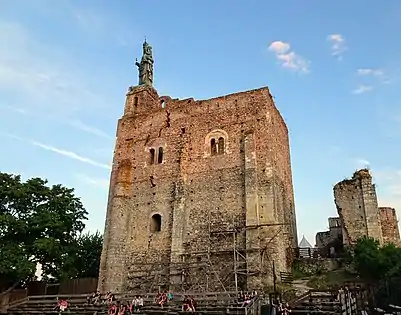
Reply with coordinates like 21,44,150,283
315,217,342,249
379,207,401,246
98,84,298,293
333,169,383,246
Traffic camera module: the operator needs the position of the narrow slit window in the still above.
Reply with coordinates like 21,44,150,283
157,147,164,164
211,139,217,156
134,96,138,107
218,137,225,154
149,148,155,165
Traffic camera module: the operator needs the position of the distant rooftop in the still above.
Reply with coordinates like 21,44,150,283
299,235,312,248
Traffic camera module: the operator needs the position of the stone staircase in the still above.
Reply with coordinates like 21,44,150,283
5,292,260,315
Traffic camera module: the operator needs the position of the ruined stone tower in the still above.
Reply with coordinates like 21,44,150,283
98,41,298,293
333,169,383,246
379,207,401,246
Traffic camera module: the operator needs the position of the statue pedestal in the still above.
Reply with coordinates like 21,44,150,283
124,84,160,116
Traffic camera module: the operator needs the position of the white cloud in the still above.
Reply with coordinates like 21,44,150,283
268,41,290,54
357,68,384,77
327,34,347,58
69,120,112,139
352,85,373,94
74,173,109,188
355,158,370,169
268,41,309,73
356,68,391,84
31,141,111,170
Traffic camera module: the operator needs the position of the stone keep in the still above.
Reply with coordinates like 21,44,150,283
98,41,298,293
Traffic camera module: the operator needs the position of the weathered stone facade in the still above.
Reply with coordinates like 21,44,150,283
315,217,343,256
333,169,383,246
379,207,400,246
98,79,298,293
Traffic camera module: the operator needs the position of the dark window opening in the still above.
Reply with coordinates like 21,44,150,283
150,214,162,232
218,137,225,154
149,148,155,165
211,138,217,156
134,96,138,107
157,147,164,164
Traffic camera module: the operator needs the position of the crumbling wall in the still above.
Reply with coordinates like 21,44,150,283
315,217,343,257
333,169,383,246
99,85,297,293
379,207,401,246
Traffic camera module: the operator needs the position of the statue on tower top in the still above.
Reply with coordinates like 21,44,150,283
135,40,154,86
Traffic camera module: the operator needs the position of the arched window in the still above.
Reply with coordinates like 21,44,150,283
134,96,138,107
211,139,217,156
161,100,165,108
157,147,164,164
149,148,155,165
217,137,225,154
150,214,162,232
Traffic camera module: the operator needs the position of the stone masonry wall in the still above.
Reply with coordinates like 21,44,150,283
379,207,400,246
333,169,383,246
98,85,297,293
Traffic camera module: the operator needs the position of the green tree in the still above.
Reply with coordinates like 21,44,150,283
0,172,88,289
353,237,384,280
58,231,103,280
352,237,401,307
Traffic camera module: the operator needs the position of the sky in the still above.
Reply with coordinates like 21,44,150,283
1,0,401,246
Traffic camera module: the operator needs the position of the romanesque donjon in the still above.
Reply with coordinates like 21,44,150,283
98,41,298,293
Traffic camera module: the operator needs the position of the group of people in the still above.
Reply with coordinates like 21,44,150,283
107,297,144,315
237,290,258,307
56,288,260,314
154,291,197,312
155,291,173,308
85,291,144,314
181,295,197,312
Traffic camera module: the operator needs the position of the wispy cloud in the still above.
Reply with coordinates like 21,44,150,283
374,170,401,217
31,141,111,169
357,68,384,78
1,132,111,170
74,173,109,188
70,7,137,47
2,105,112,140
327,34,347,59
0,21,107,117
268,41,309,73
352,85,373,94
68,120,112,139
356,68,391,84
355,158,370,169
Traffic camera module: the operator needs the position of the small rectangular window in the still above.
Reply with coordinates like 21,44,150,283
150,148,155,165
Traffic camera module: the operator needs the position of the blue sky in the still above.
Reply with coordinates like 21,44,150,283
1,0,401,245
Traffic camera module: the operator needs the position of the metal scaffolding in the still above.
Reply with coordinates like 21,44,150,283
125,214,289,293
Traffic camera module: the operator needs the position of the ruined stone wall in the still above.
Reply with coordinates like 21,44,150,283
315,217,342,256
333,169,383,246
379,207,400,246
328,217,341,229
98,85,297,293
